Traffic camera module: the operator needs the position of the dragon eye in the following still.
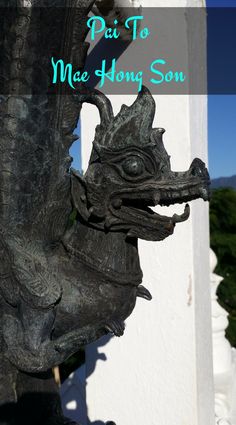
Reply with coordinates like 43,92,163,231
122,157,145,177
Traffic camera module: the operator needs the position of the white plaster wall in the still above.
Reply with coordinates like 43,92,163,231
82,94,213,425
81,1,214,424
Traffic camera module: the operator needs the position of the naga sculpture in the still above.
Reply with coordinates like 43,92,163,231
0,2,210,425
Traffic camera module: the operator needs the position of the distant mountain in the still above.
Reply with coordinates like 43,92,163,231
211,175,236,189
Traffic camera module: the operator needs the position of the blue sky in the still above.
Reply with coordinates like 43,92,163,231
208,95,236,178
70,0,236,179
207,0,236,6
71,122,81,171
207,0,236,178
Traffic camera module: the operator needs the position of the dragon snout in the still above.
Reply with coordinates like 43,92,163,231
189,158,210,180
188,158,210,201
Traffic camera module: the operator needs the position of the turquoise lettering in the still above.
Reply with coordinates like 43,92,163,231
150,59,186,85
150,59,166,84
51,58,75,89
125,16,144,40
95,59,143,92
87,16,106,41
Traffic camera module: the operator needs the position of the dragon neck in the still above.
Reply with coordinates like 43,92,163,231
63,221,143,286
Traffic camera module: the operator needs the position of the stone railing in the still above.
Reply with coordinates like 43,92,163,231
210,248,236,425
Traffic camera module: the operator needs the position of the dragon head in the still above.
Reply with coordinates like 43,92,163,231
71,87,210,241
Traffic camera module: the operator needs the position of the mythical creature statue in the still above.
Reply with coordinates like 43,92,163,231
0,2,210,424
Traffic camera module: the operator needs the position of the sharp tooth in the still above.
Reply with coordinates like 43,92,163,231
172,204,190,223
152,193,160,205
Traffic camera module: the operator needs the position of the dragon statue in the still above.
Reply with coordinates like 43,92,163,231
0,1,210,424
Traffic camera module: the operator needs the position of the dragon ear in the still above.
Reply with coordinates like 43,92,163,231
70,169,90,221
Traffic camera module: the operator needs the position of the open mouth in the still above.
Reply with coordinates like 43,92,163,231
108,193,191,241
120,198,190,224
106,166,210,240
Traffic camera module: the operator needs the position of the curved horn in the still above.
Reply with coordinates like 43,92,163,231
74,88,114,126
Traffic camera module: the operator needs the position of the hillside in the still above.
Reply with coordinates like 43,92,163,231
211,175,236,189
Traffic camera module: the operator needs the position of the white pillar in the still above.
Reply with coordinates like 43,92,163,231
81,1,215,424
210,248,236,425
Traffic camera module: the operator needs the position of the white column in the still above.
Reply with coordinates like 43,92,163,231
210,248,236,425
82,1,215,424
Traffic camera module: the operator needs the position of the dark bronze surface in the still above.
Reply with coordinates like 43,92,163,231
0,2,210,424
